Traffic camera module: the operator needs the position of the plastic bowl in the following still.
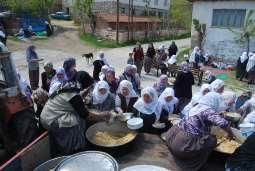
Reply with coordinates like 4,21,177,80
127,118,143,130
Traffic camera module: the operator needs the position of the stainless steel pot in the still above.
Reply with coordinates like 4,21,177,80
55,151,119,171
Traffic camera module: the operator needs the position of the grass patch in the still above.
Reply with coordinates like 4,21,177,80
80,32,191,48
80,33,129,48
176,48,190,64
224,70,251,92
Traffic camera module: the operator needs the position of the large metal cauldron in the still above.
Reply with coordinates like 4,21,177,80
86,121,138,157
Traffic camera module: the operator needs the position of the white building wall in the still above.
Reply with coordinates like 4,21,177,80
192,0,255,60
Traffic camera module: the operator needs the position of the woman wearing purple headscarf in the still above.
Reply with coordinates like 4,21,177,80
153,75,169,96
63,58,76,81
104,68,119,94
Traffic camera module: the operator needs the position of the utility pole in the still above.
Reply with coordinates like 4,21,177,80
116,0,120,44
131,0,134,41
128,0,131,41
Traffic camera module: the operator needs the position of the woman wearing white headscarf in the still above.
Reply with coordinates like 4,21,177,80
210,79,235,112
166,92,233,171
115,80,138,114
133,87,158,132
236,52,248,81
91,80,115,111
49,67,66,96
181,84,211,118
155,88,178,123
239,94,255,126
246,53,255,84
99,65,110,81
189,46,200,68
168,55,177,77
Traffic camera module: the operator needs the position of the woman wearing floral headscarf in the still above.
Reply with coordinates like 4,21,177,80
174,62,194,112
104,68,119,94
153,75,169,96
119,64,139,93
166,92,233,171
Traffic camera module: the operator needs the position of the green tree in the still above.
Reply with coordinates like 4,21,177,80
169,0,192,29
74,0,94,34
6,0,55,18
230,10,255,56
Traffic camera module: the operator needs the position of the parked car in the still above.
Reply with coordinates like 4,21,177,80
50,12,71,20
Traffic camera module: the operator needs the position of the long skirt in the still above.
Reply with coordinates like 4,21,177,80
49,120,87,157
248,67,255,84
134,60,143,76
29,68,39,90
144,57,153,73
166,125,216,171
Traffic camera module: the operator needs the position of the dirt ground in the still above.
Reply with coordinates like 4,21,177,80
7,19,190,89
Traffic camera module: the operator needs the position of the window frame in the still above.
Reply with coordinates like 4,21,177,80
211,9,246,28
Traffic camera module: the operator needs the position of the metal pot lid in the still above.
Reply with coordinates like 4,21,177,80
121,165,169,171
55,151,119,171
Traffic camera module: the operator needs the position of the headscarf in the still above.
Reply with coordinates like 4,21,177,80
99,65,110,81
159,45,165,52
180,61,190,73
32,88,48,106
49,67,66,95
155,88,178,119
117,80,137,98
133,87,158,115
246,54,255,72
189,46,199,63
17,72,32,98
44,61,53,70
199,83,211,95
124,64,134,76
153,75,168,94
168,55,177,65
26,45,37,60
210,79,224,93
63,58,76,80
240,52,248,63
181,84,210,118
97,51,109,65
92,80,110,105
189,92,222,117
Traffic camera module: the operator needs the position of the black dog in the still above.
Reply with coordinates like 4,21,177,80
82,53,93,64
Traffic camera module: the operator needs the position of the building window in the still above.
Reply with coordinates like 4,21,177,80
120,7,125,14
212,9,246,28
154,0,158,6
164,0,168,6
